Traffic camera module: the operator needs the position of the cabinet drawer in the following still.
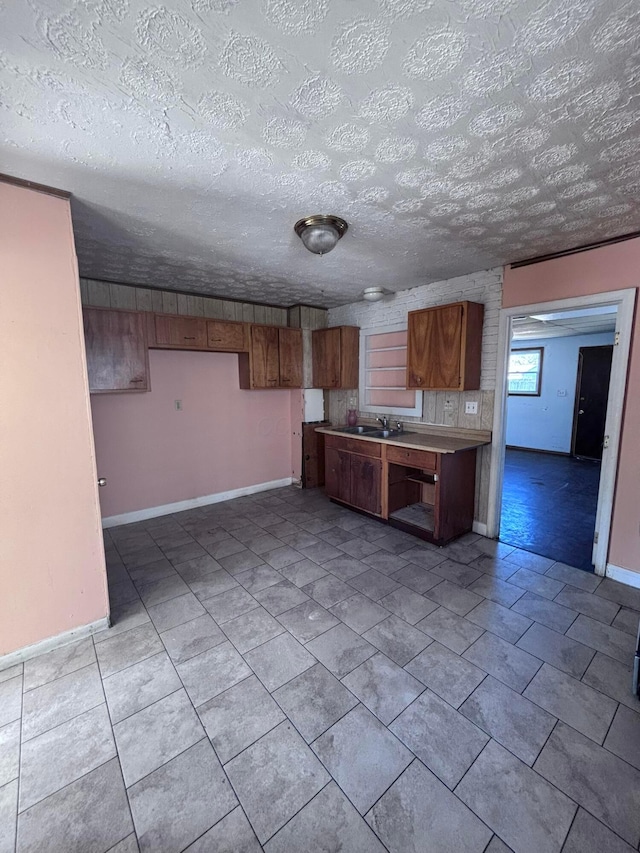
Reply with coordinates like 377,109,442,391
207,320,247,351
325,435,381,458
386,445,437,471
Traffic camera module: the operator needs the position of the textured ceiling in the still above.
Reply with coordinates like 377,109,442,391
2,0,639,307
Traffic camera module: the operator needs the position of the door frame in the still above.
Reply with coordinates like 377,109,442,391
487,288,636,576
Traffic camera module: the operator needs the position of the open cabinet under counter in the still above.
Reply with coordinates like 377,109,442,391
318,426,488,546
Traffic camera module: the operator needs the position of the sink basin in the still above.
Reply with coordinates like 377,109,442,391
333,425,380,435
366,429,415,439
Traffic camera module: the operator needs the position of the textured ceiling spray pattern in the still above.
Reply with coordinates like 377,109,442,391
2,0,639,306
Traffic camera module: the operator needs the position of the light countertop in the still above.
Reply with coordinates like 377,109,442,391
316,425,491,454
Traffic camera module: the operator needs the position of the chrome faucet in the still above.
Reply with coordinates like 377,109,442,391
377,416,390,429
395,421,403,433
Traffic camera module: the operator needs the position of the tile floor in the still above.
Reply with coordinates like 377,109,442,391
1,485,640,853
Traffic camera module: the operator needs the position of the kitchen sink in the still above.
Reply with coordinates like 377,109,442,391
333,425,380,435
332,425,415,439
367,429,415,438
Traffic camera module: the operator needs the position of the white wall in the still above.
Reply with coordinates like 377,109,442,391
506,332,615,453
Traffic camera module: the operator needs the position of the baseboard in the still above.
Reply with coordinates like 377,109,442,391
102,478,295,528
0,617,110,672
472,521,488,537
506,445,571,457
605,563,640,589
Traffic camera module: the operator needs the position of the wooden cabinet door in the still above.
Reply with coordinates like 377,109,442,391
207,320,247,352
325,448,351,503
407,303,463,390
84,308,149,393
350,455,382,515
154,315,207,349
312,327,341,388
250,325,280,388
278,328,302,388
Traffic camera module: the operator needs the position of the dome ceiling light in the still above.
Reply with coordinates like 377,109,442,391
363,286,385,302
294,215,348,256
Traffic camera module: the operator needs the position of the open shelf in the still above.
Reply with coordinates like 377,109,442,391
405,472,437,485
389,502,435,533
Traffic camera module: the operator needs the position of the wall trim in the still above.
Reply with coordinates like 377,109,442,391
102,477,294,528
472,521,488,537
606,563,640,590
0,172,70,199
0,617,110,671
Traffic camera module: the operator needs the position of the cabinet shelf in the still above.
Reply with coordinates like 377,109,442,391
389,503,434,533
405,473,438,485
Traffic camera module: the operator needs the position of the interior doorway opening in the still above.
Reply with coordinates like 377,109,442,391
500,308,616,572
488,289,636,577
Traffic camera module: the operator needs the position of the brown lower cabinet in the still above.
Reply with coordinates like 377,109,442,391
325,436,382,516
324,433,476,544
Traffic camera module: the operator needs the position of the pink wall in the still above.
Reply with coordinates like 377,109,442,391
0,182,108,656
91,349,296,518
503,238,640,574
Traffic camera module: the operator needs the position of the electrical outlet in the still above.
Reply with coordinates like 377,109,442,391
557,389,567,397
175,400,183,411
465,401,478,415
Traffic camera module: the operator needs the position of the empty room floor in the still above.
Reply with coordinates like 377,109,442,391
500,449,602,572
2,486,640,853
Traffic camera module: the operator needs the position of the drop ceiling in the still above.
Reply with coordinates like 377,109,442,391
2,0,639,307
512,305,617,339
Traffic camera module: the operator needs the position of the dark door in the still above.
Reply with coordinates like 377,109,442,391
572,345,613,460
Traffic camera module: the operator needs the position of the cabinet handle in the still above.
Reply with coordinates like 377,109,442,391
281,378,291,383
183,336,196,340
130,378,145,383
210,339,222,342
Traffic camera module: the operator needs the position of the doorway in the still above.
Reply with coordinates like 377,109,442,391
500,313,616,571
488,289,636,576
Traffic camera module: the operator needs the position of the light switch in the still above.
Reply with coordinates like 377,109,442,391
465,401,478,415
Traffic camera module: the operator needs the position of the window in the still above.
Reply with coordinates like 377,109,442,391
359,324,422,416
508,347,543,396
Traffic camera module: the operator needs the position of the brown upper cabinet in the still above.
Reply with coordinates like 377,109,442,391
206,320,248,352
149,314,248,353
278,327,303,388
153,314,207,350
406,301,484,391
312,326,359,389
83,307,149,393
239,325,303,389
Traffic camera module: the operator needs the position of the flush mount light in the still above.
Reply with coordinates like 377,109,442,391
363,286,385,302
294,214,348,255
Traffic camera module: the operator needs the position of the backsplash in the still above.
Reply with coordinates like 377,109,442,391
327,389,495,434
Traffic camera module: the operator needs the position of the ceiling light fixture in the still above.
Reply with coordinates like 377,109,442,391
294,214,348,255
363,286,385,302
